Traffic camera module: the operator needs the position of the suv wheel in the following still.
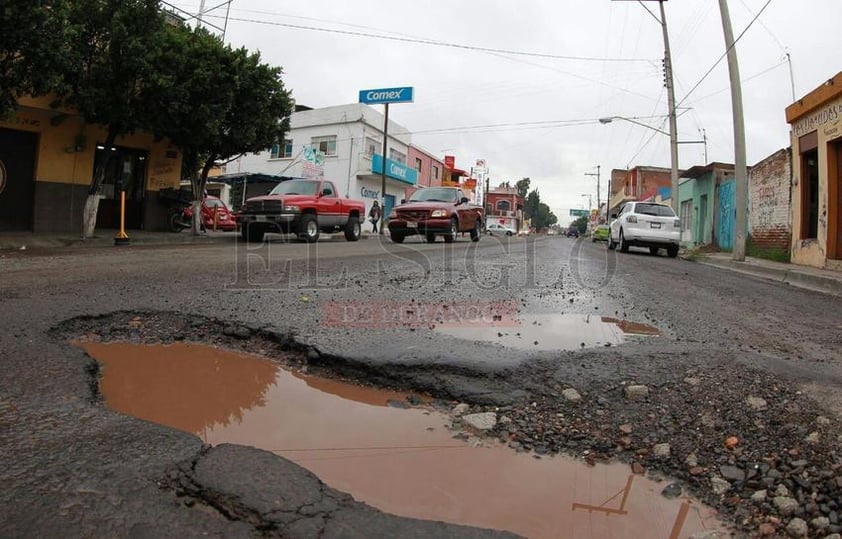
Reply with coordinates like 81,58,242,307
618,229,629,253
667,245,679,258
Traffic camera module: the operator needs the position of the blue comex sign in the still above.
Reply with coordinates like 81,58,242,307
359,87,414,105
371,154,417,185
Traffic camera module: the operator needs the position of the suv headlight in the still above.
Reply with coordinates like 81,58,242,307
388,211,397,219
430,209,448,218
283,205,299,212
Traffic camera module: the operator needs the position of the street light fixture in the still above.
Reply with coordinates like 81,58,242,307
598,116,669,136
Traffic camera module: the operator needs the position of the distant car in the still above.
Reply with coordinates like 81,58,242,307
486,223,516,236
566,227,580,238
592,224,610,242
608,201,680,257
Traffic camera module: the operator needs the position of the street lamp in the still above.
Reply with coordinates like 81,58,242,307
598,116,668,136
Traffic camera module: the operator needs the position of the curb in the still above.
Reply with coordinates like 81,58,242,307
692,257,842,297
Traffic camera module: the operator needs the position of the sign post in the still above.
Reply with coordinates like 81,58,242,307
359,86,414,234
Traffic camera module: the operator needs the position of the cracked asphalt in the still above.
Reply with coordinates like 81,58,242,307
1,234,841,537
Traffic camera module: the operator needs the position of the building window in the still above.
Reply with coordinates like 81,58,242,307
415,157,422,172
432,165,439,179
311,135,337,157
365,137,379,158
496,200,511,213
389,148,406,165
270,139,293,159
801,148,819,239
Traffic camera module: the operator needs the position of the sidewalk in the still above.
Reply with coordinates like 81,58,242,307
0,229,238,251
690,252,842,297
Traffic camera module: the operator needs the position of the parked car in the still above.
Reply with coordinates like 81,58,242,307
592,224,610,242
387,186,484,243
182,195,237,232
608,201,680,257
486,222,516,236
238,179,365,243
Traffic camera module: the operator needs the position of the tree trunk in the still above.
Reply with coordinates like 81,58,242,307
82,126,119,238
81,194,101,238
190,157,215,236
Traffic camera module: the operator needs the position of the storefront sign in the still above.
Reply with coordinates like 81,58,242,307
823,117,842,142
360,186,380,199
444,155,455,169
0,159,6,195
793,99,842,137
371,154,417,185
359,86,414,105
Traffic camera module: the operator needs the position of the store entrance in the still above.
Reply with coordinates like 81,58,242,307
93,146,148,229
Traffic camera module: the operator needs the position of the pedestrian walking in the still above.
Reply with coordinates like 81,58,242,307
369,200,381,233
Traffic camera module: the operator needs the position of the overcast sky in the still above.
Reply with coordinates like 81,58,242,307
170,0,840,222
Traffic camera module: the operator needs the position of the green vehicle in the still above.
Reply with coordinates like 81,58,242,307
592,224,610,242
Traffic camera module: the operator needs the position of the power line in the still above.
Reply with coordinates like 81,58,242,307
676,0,774,108
203,14,655,63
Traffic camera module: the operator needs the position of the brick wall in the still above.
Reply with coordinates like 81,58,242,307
749,148,791,250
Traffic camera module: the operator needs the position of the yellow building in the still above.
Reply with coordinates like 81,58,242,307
786,72,842,270
0,96,183,233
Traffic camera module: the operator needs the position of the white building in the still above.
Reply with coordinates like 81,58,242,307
231,103,419,222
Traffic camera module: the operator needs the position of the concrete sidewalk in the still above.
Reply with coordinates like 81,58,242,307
692,252,842,297
0,229,238,251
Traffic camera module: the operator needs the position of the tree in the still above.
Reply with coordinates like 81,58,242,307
524,190,540,220
534,202,557,230
0,0,70,119
515,177,530,200
571,216,588,234
57,0,166,238
147,25,293,235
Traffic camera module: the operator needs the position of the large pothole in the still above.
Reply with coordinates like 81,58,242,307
76,339,726,538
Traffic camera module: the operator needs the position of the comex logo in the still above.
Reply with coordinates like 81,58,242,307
0,159,6,196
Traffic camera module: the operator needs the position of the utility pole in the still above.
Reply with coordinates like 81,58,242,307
659,0,680,215
380,103,389,235
585,165,601,211
718,0,747,261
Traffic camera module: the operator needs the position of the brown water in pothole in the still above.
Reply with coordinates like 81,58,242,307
81,341,726,539
435,314,661,351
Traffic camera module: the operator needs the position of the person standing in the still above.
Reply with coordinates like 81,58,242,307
369,200,381,233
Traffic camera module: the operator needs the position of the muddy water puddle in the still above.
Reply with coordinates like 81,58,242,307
80,341,724,539
436,313,661,351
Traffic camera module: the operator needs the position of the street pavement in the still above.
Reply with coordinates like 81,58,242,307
2,233,842,537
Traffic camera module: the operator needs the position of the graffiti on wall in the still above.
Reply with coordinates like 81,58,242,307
717,179,735,251
754,185,779,227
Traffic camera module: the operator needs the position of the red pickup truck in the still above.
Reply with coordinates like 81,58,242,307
238,179,365,243
387,186,484,243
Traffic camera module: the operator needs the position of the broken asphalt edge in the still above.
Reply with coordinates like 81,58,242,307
689,255,842,297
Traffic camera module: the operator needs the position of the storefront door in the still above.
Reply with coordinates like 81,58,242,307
831,140,842,259
93,146,148,229
0,128,38,231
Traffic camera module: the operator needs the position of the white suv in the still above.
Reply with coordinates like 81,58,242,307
608,201,680,258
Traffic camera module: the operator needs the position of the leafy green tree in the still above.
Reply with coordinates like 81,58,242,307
515,177,530,200
571,216,588,234
524,190,540,220
0,0,70,119
147,25,293,235
56,0,166,237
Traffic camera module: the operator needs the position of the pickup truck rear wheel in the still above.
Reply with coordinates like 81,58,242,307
298,214,320,243
470,219,481,242
344,217,361,241
391,232,405,243
443,218,458,243
425,232,436,243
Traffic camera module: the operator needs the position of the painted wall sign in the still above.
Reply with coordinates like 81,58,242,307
359,86,414,105
360,187,380,199
823,116,842,142
792,98,842,137
371,154,417,185
0,159,6,195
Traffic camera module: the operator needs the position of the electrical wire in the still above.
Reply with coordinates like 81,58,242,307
202,14,655,63
676,0,775,108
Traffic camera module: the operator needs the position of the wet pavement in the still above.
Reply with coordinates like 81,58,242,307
436,313,660,351
81,341,726,539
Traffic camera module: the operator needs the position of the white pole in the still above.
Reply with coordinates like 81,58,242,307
659,0,680,216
